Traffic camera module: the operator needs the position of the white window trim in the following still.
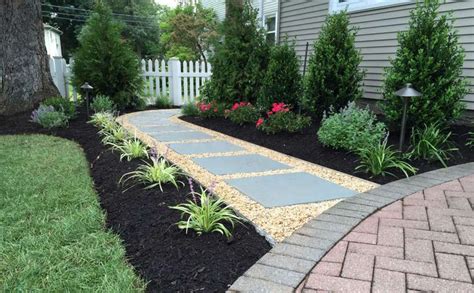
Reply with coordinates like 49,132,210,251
264,14,277,44
329,0,413,13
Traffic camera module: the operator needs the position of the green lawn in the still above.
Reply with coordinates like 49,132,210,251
0,135,144,292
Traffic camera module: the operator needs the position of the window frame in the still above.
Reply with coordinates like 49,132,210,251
329,0,413,13
265,14,277,44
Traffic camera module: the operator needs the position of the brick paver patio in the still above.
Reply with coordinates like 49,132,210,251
299,175,474,292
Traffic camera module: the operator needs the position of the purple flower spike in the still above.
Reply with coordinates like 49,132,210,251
207,181,216,195
149,147,158,159
187,177,197,203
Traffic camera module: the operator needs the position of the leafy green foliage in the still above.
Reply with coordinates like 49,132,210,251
468,132,474,148
227,102,260,125
108,137,149,162
99,123,130,145
181,102,199,116
0,135,145,291
120,156,183,192
89,112,116,128
196,101,225,118
258,40,302,109
382,0,468,128
31,105,68,129
202,0,269,104
356,137,418,178
408,123,458,167
317,102,387,152
155,95,173,109
72,3,143,110
41,96,76,118
170,186,243,239
91,95,115,113
257,103,311,134
303,10,364,117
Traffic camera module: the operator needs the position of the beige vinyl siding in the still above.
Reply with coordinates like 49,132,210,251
279,0,474,110
201,0,278,21
201,0,226,20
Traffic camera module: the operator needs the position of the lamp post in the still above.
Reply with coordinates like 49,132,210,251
395,83,422,151
80,82,93,116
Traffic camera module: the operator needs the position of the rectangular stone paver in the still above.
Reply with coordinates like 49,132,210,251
226,172,355,208
142,124,191,133
373,269,406,293
192,154,290,175
341,253,374,281
305,274,371,292
376,256,437,276
149,130,212,142
407,274,474,292
436,253,472,282
168,140,243,155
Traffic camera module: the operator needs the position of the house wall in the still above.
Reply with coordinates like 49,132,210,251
278,0,474,110
201,0,278,23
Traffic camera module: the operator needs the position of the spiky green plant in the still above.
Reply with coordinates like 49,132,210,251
467,132,474,148
89,112,116,128
107,137,149,162
99,124,130,145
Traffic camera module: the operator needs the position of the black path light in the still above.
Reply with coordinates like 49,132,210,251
395,83,422,151
80,82,93,116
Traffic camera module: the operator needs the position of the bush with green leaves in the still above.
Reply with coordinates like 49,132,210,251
170,182,242,239
30,105,69,129
201,0,269,104
256,103,311,134
41,96,76,119
91,95,115,113
99,123,130,145
382,0,468,128
107,137,149,162
89,112,116,128
181,102,199,116
408,123,458,168
317,102,387,152
258,40,301,110
120,156,184,192
303,10,364,117
356,136,418,178
226,102,260,125
468,132,474,148
156,95,173,109
196,101,225,118
72,3,143,110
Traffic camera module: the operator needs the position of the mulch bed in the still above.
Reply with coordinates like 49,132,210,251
180,115,474,185
0,108,271,293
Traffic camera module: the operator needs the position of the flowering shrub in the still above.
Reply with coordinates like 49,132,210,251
256,102,311,134
226,102,260,125
196,101,223,118
30,105,69,129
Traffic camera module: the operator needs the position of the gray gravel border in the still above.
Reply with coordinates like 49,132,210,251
227,162,474,292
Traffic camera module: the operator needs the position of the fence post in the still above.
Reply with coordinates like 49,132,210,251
169,57,182,106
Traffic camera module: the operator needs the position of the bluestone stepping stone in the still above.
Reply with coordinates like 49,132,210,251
226,172,355,208
149,130,212,142
192,154,290,175
168,141,243,155
142,124,191,133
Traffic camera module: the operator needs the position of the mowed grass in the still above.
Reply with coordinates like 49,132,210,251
0,135,145,292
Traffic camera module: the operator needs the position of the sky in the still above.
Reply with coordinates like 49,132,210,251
154,0,178,8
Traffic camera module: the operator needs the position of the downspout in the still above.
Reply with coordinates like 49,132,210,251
259,0,264,27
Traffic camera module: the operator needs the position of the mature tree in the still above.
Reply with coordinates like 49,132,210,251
160,4,218,61
0,0,59,115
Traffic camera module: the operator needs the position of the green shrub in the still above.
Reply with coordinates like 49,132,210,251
72,3,143,110
201,0,269,104
356,137,418,178
303,10,364,117
257,103,311,134
381,0,468,128
196,101,225,118
108,137,149,162
181,102,199,116
41,96,76,118
227,102,260,125
468,132,474,148
258,40,301,110
317,102,386,152
408,123,458,167
91,95,115,113
31,105,69,129
156,95,172,109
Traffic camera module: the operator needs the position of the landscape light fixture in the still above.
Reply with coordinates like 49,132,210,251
395,83,422,151
80,82,93,116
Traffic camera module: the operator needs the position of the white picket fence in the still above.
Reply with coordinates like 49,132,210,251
49,56,211,106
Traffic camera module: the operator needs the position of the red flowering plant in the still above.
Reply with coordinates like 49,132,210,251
256,102,311,134
226,101,260,126
196,101,224,118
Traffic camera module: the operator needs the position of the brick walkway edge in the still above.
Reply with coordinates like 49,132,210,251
228,163,474,292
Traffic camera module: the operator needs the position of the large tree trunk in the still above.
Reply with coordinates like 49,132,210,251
0,0,59,115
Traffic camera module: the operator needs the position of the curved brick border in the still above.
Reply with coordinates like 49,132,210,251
228,162,474,292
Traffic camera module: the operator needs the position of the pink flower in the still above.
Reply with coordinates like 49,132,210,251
256,118,264,127
271,102,289,113
267,111,273,117
231,103,240,111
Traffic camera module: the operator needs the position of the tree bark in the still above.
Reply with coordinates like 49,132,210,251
0,0,59,115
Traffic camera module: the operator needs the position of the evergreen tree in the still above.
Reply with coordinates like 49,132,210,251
202,0,269,104
303,10,364,117
72,2,143,109
382,0,468,128
258,40,302,110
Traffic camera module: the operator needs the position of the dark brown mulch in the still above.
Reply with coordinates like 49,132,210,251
0,108,271,293
180,115,474,185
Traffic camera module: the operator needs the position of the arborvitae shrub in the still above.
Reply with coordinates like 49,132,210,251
258,40,302,110
72,3,143,110
382,0,468,128
201,0,269,105
303,10,364,117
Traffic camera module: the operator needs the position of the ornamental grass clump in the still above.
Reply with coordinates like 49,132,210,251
91,95,115,113
356,136,417,178
99,123,130,145
170,181,243,239
317,102,386,152
256,102,311,134
89,112,116,128
181,102,199,116
107,137,149,162
120,156,184,192
30,105,69,129
226,102,259,125
408,123,458,168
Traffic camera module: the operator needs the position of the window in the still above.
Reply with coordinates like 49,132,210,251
266,16,276,44
329,0,412,13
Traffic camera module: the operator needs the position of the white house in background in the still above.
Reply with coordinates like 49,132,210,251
201,0,278,43
44,24,62,57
